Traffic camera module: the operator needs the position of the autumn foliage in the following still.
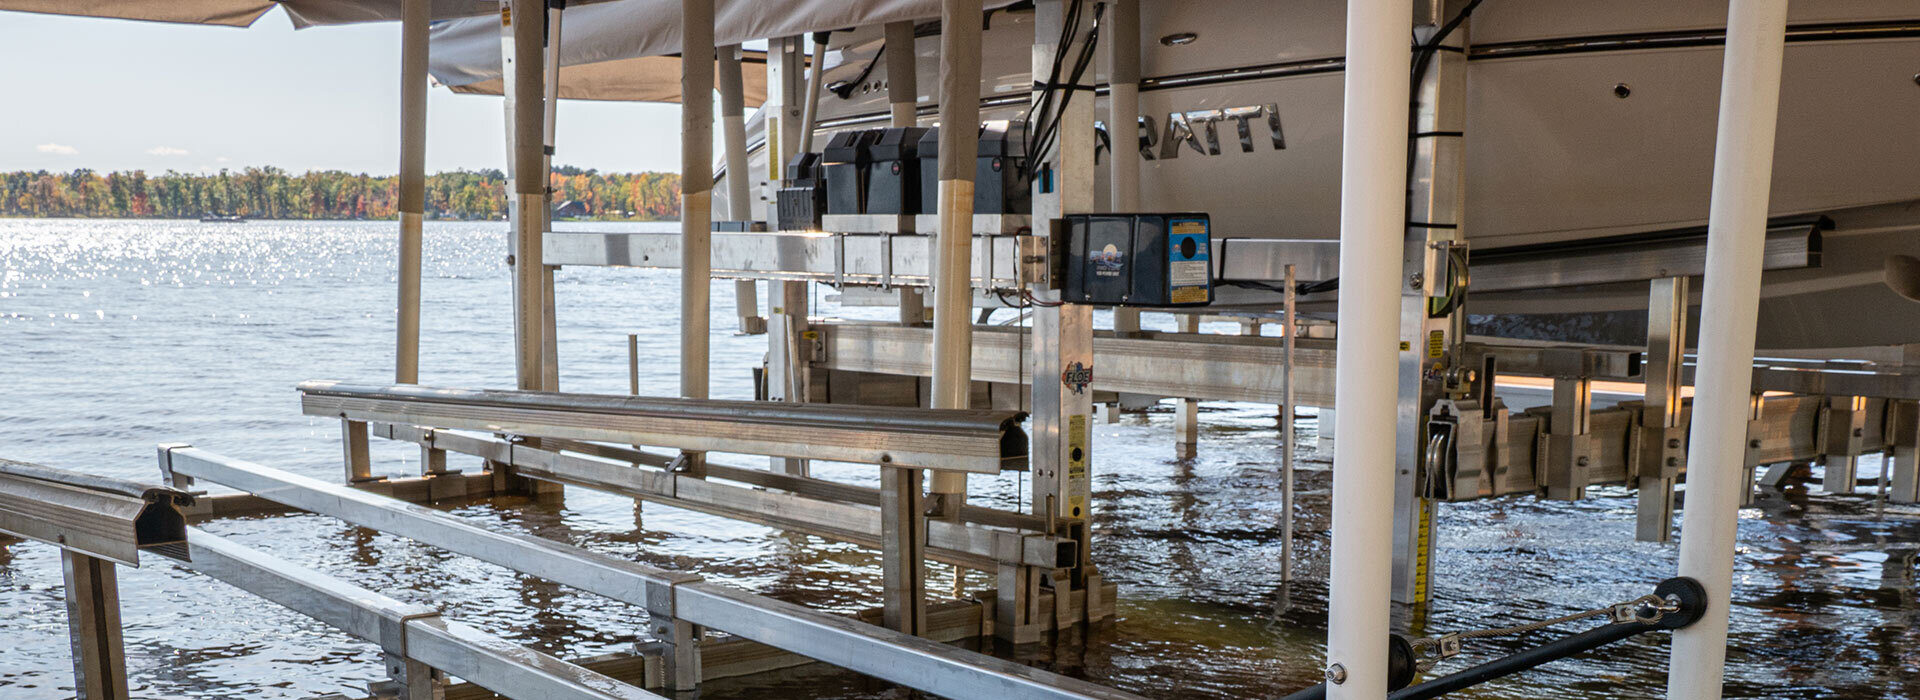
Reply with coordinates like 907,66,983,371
0,166,682,221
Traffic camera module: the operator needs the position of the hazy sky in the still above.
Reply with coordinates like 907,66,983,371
0,9,690,175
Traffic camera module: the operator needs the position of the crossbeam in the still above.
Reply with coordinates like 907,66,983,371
298,381,1026,473
0,459,191,566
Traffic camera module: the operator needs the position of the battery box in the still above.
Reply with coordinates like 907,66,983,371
1062,213,1213,307
822,130,880,215
865,127,929,215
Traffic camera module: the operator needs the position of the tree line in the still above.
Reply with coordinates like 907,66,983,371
0,166,682,221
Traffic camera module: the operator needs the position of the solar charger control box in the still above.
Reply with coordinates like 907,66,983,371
1062,213,1213,307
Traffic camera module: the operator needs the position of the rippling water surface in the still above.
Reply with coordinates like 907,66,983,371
1,219,1915,698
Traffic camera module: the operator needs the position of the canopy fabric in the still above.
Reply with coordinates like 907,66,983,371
430,0,1021,103
0,1,592,28
447,54,770,105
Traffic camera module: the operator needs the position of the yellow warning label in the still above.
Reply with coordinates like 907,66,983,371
1400,341,1411,351
1067,414,1089,518
500,4,511,25
767,130,782,181
1427,330,1444,359
1171,220,1206,236
1413,498,1434,605
1170,286,1208,304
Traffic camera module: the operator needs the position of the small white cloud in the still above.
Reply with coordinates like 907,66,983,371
147,146,190,156
36,143,77,155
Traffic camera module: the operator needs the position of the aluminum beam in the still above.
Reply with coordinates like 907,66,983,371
180,529,659,700
170,449,1139,700
0,459,190,567
298,381,1026,473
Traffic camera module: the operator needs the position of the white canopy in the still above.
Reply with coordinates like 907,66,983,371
429,0,1021,103
0,0,607,29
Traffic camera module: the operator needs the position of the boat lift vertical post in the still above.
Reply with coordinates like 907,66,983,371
1637,277,1690,542
719,43,767,336
1325,0,1413,695
1892,400,1920,504
1282,263,1298,583
1013,0,1098,645
501,0,548,393
1105,0,1142,337
1666,2,1789,698
63,551,129,700
539,0,565,390
886,21,927,327
765,36,812,476
1389,0,1471,607
929,2,982,513
394,0,427,386
680,0,715,417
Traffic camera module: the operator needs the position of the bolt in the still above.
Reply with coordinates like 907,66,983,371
1409,272,1424,289
1853,427,1865,437
1613,83,1632,98
1667,456,1679,467
1913,72,1920,87
1576,456,1591,468
1749,439,1763,449
1667,438,1682,449
505,254,517,266
1326,663,1348,685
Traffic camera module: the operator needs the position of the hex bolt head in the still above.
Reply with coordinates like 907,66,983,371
1666,457,1680,467
1576,456,1591,467
1748,439,1762,449
1667,438,1682,449
1326,663,1348,684
1408,273,1424,289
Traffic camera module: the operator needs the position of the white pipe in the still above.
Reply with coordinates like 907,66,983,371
1105,0,1141,335
1666,2,1788,698
503,0,548,392
1325,0,1412,696
539,0,563,390
718,44,763,334
885,21,927,325
798,32,828,154
680,0,714,401
395,0,427,384
929,0,984,498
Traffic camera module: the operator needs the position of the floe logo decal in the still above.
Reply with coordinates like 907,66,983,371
1061,362,1094,395
1136,104,1285,160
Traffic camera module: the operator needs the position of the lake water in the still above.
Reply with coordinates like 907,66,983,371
1,219,1915,698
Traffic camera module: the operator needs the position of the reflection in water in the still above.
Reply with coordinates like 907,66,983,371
0,220,1917,698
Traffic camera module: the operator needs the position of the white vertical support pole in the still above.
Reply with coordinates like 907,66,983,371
502,0,547,393
766,36,812,476
1106,0,1142,336
719,44,767,336
930,1,983,509
1281,264,1298,583
1638,276,1689,542
343,419,374,482
62,551,127,700
681,0,715,410
1175,314,1201,456
1667,2,1788,698
799,32,828,154
1325,0,1413,695
887,21,928,327
395,0,428,385
539,0,563,390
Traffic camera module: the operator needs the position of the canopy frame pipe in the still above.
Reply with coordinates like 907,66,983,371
798,32,828,154
1325,0,1414,696
1104,0,1142,336
1666,1,1789,698
502,0,549,393
680,0,716,474
718,43,767,336
886,20,928,327
930,1,983,502
395,0,428,385
539,0,564,390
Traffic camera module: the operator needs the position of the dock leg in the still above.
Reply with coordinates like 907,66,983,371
343,419,375,483
1174,315,1201,458
1823,396,1866,494
1544,377,1594,501
880,467,927,635
767,281,812,477
1891,400,1920,504
62,551,128,700
1636,277,1689,542
381,653,443,700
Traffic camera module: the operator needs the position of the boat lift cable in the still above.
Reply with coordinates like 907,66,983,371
1281,577,1707,700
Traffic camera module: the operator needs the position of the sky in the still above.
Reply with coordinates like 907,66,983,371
0,9,690,175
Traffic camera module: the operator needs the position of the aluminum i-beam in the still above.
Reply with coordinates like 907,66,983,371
298,381,1027,473
164,448,1144,700
0,459,191,566
180,528,661,700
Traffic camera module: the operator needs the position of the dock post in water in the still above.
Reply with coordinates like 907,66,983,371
719,42,767,336
765,34,812,477
1325,0,1414,696
929,0,982,516
394,0,427,385
1637,276,1690,542
1666,2,1789,698
679,0,715,476
502,0,548,393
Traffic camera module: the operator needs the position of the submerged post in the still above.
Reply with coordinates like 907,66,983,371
1325,0,1413,696
1667,2,1788,698
930,0,983,510
681,0,715,407
395,0,428,385
63,551,128,700
503,0,548,392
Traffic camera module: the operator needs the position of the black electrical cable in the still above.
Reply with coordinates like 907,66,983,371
1028,1,1105,173
827,44,884,100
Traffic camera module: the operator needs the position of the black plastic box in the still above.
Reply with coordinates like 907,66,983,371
1063,213,1213,307
914,121,1031,217
776,152,826,231
823,130,881,215
865,127,929,215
